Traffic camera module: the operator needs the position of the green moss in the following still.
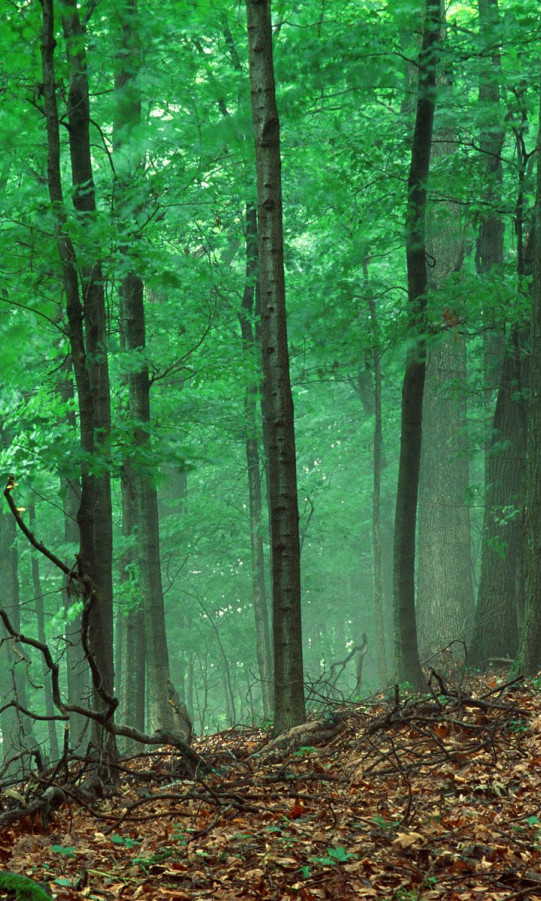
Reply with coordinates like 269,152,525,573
0,873,51,901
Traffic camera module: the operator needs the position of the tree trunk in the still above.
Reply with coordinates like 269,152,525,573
417,115,475,667
470,335,526,664
363,262,389,687
473,51,530,665
114,1,189,738
57,367,88,749
393,0,440,689
0,512,28,779
29,507,60,761
417,336,475,665
117,463,146,752
238,202,273,719
477,0,505,393
245,0,306,734
41,0,115,758
515,73,541,675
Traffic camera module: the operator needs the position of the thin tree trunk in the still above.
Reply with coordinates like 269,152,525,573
477,0,505,392
57,367,88,748
40,0,116,759
117,464,146,752
114,1,189,737
515,69,541,674
393,0,440,689
29,506,60,761
245,0,306,734
362,261,388,686
238,202,273,719
0,511,28,779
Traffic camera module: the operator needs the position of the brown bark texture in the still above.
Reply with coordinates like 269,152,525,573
516,69,541,675
245,0,306,734
238,202,273,719
393,0,440,689
417,118,475,668
41,0,115,757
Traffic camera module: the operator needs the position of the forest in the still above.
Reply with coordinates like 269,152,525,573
2,0,541,897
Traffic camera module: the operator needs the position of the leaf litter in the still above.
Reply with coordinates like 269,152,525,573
2,673,541,900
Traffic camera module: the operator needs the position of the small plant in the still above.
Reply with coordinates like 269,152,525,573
506,718,530,735
310,846,353,867
371,815,400,833
50,845,76,858
393,889,418,901
292,745,317,757
109,834,141,849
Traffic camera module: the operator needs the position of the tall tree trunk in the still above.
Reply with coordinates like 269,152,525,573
58,367,88,749
417,336,475,664
477,0,505,393
0,512,28,779
470,334,526,664
114,0,189,737
117,463,146,752
29,506,60,761
472,42,529,665
417,113,475,667
515,70,541,674
41,0,115,758
238,202,273,720
362,261,388,686
393,0,440,689
245,0,306,734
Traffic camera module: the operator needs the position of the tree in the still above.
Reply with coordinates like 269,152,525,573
113,0,190,738
516,62,541,675
40,0,116,755
245,0,306,733
393,0,441,689
238,202,273,719
417,74,475,667
470,0,526,666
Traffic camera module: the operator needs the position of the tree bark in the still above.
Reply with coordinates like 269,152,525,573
245,0,306,734
238,202,273,719
515,67,541,675
114,0,190,737
57,366,88,749
470,335,526,664
417,336,475,664
40,0,115,759
0,512,28,779
29,506,60,761
417,112,475,666
117,463,146,752
362,261,388,687
393,0,440,689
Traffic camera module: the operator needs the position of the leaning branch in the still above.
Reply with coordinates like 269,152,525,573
1,479,205,774
4,480,72,576
0,607,206,775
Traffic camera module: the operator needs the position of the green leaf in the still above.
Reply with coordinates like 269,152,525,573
110,833,141,848
326,846,352,862
50,845,76,857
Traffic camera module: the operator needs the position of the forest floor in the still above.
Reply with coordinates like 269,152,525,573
2,673,541,901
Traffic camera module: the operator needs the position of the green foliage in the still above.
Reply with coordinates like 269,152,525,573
1,0,540,742
109,834,141,849
0,873,51,901
310,846,353,866
49,846,76,858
